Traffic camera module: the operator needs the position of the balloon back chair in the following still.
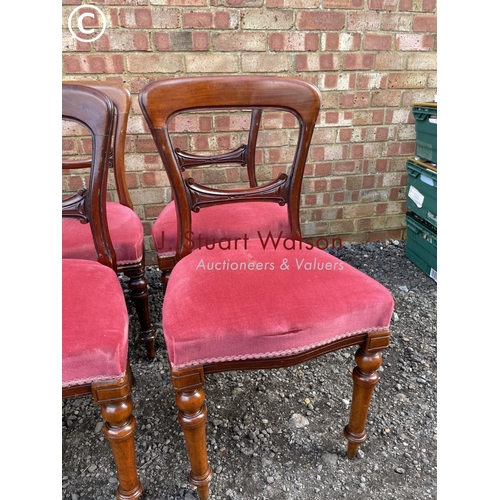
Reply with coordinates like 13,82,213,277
62,83,142,500
140,77,304,290
62,80,156,359
139,76,395,500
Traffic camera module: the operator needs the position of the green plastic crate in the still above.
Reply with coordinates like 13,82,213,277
405,213,437,282
412,102,437,164
406,158,437,227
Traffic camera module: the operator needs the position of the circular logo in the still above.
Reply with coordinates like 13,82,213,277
68,5,107,43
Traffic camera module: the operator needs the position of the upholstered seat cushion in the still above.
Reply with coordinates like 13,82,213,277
152,201,291,257
62,259,129,387
62,202,144,265
162,240,394,370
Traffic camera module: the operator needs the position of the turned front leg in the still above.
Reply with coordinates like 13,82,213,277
172,368,213,500
101,395,143,500
344,347,383,459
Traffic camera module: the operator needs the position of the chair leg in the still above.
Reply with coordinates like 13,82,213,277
171,367,213,500
160,269,169,293
344,346,384,459
93,368,143,499
123,263,156,359
157,256,175,294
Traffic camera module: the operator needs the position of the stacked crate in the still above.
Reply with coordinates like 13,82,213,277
405,102,437,282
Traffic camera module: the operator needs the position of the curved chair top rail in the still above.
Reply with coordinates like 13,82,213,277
139,75,322,261
62,80,133,209
62,83,117,269
139,75,321,128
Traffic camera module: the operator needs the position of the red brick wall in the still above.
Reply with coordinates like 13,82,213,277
62,0,437,265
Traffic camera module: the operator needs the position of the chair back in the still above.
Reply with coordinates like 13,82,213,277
62,81,133,209
62,83,116,269
139,75,322,261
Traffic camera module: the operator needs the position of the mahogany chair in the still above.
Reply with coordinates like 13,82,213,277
62,83,142,500
62,81,156,359
139,76,395,499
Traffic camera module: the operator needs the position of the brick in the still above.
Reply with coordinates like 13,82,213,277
215,11,240,29
385,108,412,124
407,53,437,70
344,203,375,219
359,189,388,203
296,12,344,31
215,115,251,131
338,129,352,143
62,32,91,52
423,0,437,12
350,143,380,159
151,0,205,4
357,73,388,90
241,10,294,30
120,8,152,28
323,0,363,8
211,0,263,5
352,109,385,125
213,32,267,51
268,0,320,6
427,72,437,88
62,138,78,155
399,0,413,10
183,11,213,28
323,145,348,161
368,0,398,10
120,7,180,28
374,53,406,70
296,53,339,72
130,188,168,206
388,72,427,89
186,53,239,72
347,12,380,31
320,91,340,109
269,33,319,52
127,53,183,73
141,171,169,187
371,90,402,107
94,31,150,51
193,32,210,50
310,128,336,145
396,34,435,51
154,31,193,51
413,15,437,33
343,53,375,70
241,54,290,72
63,54,124,73
364,33,392,51
327,220,355,235
170,115,212,133
340,92,371,109
380,13,412,32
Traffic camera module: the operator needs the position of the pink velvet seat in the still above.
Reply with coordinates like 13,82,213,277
63,202,144,266
153,202,290,258
62,259,129,386
163,240,394,371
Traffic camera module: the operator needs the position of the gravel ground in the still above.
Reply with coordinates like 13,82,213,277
62,240,437,500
